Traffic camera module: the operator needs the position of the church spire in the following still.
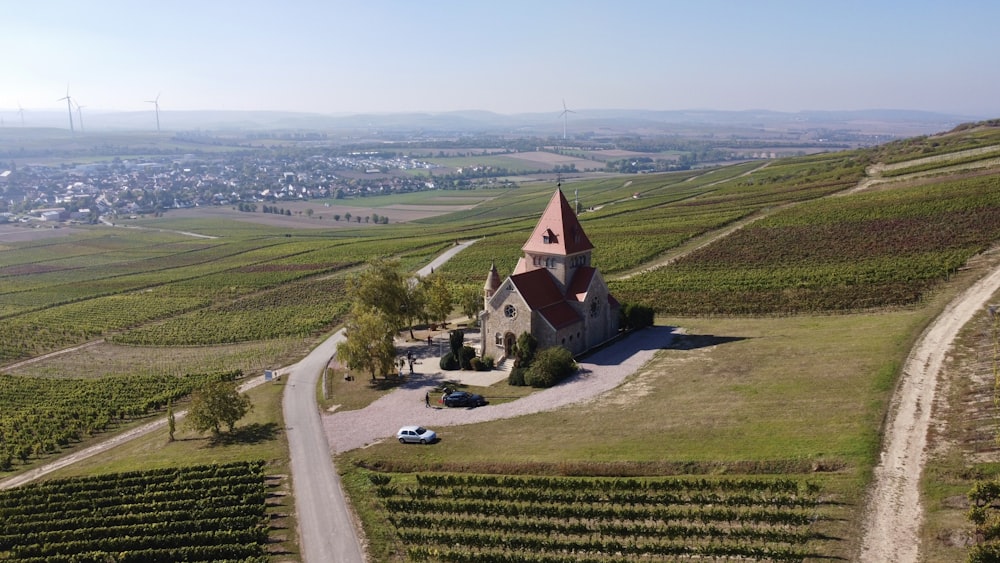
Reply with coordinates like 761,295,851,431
521,188,593,257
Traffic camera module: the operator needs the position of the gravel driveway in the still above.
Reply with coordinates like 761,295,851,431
323,326,675,453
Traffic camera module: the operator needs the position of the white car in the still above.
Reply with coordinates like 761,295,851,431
397,425,437,444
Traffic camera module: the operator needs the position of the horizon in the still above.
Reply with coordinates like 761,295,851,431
4,1,999,118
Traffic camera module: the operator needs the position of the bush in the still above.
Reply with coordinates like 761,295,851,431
480,355,495,370
439,352,459,370
508,367,526,386
460,346,477,370
620,303,655,331
524,346,576,388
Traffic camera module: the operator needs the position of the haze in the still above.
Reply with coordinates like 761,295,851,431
3,0,998,117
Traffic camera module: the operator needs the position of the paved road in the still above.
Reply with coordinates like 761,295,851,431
287,239,479,562
283,328,365,563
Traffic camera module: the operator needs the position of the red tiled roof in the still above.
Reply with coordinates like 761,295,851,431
565,266,596,302
510,268,564,310
522,189,593,256
538,301,581,330
510,269,583,330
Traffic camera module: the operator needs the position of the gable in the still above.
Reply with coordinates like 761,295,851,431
565,266,597,302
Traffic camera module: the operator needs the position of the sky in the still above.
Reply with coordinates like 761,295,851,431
3,0,998,117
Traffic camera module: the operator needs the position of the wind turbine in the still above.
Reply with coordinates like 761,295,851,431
74,100,86,132
146,93,161,132
558,99,576,140
57,85,75,133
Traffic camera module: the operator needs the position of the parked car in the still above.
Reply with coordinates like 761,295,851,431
444,391,487,408
397,425,437,444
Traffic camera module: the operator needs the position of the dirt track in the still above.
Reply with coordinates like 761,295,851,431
858,257,1000,561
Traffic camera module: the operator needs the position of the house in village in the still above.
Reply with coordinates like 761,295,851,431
479,188,620,363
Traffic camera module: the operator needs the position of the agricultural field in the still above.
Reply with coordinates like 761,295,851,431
611,173,1000,315
0,370,240,472
366,472,836,562
2,122,1000,561
421,151,603,174
0,461,270,562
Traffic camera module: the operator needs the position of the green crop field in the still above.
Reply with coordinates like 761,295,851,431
2,122,1000,561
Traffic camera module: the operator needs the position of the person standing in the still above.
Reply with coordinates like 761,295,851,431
425,391,430,408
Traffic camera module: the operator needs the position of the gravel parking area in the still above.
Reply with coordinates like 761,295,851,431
322,326,675,453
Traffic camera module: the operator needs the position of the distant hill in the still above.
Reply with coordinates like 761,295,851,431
0,107,985,139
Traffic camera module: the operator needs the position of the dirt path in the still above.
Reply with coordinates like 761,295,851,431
858,258,1000,561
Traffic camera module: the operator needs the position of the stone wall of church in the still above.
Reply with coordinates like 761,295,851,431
480,292,531,362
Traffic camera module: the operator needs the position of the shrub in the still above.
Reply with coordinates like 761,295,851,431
508,367,526,386
620,303,655,331
459,346,477,370
514,332,537,368
480,355,495,370
524,346,576,388
439,352,459,370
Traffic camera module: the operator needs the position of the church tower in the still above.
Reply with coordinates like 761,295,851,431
514,188,594,292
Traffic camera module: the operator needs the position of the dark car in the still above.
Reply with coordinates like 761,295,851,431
444,391,487,408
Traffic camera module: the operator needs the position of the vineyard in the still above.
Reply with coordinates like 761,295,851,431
611,174,1000,315
0,370,240,471
0,461,269,562
364,472,837,562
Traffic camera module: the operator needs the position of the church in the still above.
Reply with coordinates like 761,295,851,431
479,188,620,363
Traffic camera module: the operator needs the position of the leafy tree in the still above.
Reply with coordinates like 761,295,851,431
458,284,483,325
348,258,409,332
337,304,397,380
187,380,252,435
401,278,426,340
422,274,454,327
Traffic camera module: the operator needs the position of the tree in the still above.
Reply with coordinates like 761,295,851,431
187,380,252,435
349,258,409,333
422,274,453,327
336,304,397,380
458,284,483,325
167,399,176,442
401,278,426,340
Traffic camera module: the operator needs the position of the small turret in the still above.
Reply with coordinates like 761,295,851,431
484,260,501,306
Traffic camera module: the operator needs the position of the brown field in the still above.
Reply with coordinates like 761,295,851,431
582,149,652,160
146,201,474,229
508,151,595,166
0,223,82,243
